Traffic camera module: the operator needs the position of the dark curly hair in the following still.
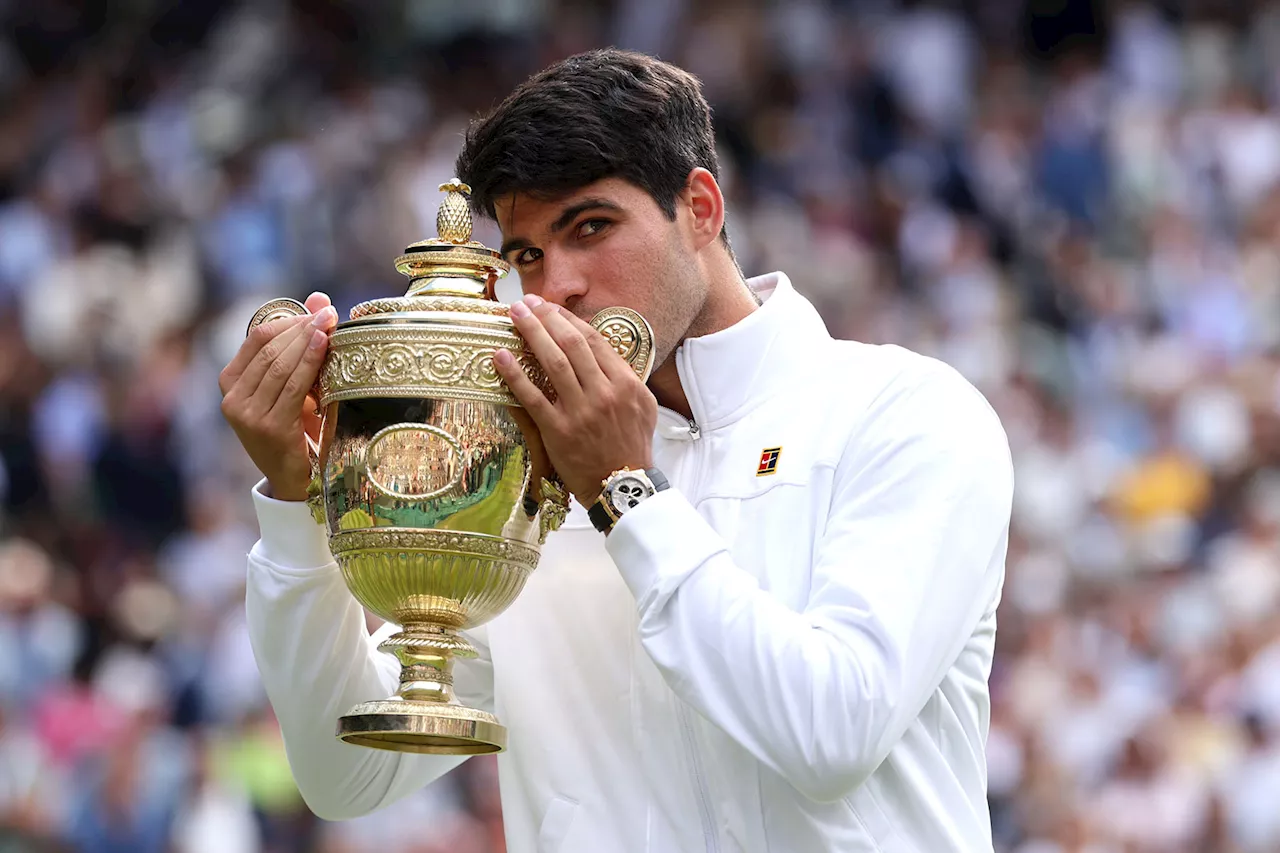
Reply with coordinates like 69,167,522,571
455,48,729,246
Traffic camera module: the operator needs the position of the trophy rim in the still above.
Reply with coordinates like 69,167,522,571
335,312,515,332
337,700,506,754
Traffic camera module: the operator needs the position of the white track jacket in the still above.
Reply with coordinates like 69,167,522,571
245,272,1014,852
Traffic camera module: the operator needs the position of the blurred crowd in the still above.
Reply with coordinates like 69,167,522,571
2,0,1280,851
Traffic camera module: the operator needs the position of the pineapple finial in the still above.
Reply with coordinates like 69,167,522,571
436,179,474,244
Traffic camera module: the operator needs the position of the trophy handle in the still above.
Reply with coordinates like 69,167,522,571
246,296,313,335
589,307,656,383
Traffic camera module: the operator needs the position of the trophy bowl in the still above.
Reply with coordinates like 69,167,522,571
246,180,654,755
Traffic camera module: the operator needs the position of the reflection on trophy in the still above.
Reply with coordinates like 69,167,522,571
246,180,655,755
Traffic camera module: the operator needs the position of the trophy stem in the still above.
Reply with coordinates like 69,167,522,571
382,624,476,703
336,624,506,755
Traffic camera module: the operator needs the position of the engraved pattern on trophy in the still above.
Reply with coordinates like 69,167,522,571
350,296,512,319
590,306,656,381
318,325,551,407
243,179,654,755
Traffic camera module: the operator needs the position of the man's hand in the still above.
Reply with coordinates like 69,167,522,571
494,294,658,506
220,292,339,502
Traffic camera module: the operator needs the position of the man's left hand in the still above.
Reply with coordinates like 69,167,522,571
494,294,658,506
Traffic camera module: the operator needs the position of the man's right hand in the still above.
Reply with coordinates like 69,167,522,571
220,292,339,502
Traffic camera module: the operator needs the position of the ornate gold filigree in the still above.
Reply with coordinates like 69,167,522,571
349,296,511,320
436,180,474,243
538,477,570,544
343,698,501,723
590,307,656,381
306,474,326,525
377,629,475,656
318,325,549,406
330,528,539,569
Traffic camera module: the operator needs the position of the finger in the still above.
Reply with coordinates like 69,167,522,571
254,321,320,408
528,298,608,394
221,314,310,393
510,300,582,406
305,295,338,332
235,311,329,400
493,348,559,425
559,308,635,382
269,328,329,422
304,292,333,316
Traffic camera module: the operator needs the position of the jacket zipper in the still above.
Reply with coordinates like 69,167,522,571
670,347,716,852
678,704,720,853
679,416,715,852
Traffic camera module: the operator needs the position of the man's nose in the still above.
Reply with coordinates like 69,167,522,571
538,258,589,310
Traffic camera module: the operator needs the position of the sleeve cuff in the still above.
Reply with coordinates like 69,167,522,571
251,479,335,571
604,489,726,614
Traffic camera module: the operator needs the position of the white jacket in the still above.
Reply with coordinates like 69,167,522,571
245,272,1013,852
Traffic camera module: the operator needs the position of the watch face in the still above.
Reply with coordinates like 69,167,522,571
607,475,652,515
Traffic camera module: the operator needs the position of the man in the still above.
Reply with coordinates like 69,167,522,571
220,48,1013,852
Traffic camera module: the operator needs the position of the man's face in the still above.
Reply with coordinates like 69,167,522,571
494,177,708,370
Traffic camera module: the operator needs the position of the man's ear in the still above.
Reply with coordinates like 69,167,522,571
683,167,726,251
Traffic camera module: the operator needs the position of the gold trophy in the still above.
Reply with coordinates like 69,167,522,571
246,180,654,755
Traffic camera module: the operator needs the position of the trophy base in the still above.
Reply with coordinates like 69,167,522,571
337,699,506,755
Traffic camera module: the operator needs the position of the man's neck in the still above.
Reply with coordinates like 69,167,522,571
647,359,691,419
648,268,760,420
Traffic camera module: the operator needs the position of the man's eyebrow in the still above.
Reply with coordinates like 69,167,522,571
500,199,624,259
549,198,623,233
500,236,532,258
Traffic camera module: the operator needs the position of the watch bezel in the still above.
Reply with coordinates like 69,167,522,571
604,470,656,516
590,467,669,534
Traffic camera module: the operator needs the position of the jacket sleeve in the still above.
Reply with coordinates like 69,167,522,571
244,482,494,820
604,365,1013,804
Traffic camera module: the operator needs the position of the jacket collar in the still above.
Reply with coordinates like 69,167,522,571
660,271,830,436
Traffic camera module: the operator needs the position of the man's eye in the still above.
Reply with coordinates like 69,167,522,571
516,248,542,265
577,219,610,238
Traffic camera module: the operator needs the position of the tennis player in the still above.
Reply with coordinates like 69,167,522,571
220,48,1013,852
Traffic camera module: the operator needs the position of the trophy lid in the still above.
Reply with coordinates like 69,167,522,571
349,180,511,320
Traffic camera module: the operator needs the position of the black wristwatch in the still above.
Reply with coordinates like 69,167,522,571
588,467,670,534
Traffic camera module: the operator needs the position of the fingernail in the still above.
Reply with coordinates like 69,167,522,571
524,294,544,307
309,330,326,349
494,348,513,366
313,307,336,327
510,301,530,319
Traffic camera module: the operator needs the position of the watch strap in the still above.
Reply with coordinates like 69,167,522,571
588,500,616,534
645,467,670,492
